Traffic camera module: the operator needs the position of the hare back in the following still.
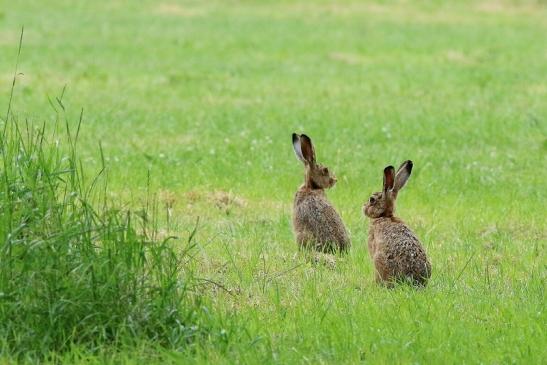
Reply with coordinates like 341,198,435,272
370,218,431,284
293,189,350,252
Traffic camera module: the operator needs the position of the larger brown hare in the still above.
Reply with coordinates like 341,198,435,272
292,133,350,253
363,160,431,286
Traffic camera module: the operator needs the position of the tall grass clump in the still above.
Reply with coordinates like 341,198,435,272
0,101,210,360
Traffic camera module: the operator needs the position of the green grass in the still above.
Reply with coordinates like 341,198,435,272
1,0,546,363
0,82,224,361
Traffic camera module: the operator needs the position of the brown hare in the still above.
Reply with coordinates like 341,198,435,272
292,133,350,253
363,160,431,286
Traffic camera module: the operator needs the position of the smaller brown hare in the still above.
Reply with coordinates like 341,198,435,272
363,160,431,286
292,133,350,253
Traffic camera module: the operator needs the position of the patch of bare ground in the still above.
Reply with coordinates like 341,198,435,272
444,50,476,66
154,3,207,17
526,84,547,96
261,2,475,24
210,190,247,213
329,52,369,66
283,2,390,17
0,29,20,46
476,1,545,15
184,190,247,213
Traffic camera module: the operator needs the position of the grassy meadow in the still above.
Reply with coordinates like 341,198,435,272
1,0,546,363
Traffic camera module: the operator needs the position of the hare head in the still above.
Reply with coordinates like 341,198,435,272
292,133,337,189
363,160,413,218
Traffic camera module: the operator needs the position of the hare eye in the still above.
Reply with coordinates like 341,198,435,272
323,167,328,174
369,197,375,204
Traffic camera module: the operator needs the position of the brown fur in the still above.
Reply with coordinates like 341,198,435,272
292,133,350,253
367,217,431,286
363,161,431,286
294,187,350,252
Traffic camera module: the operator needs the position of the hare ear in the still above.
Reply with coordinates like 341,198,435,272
292,133,306,163
299,134,316,164
383,166,395,193
394,160,413,192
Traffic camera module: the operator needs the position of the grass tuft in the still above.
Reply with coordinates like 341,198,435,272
0,96,212,362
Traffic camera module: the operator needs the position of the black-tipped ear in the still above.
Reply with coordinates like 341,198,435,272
292,133,305,163
299,134,316,164
383,166,395,192
394,160,413,192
